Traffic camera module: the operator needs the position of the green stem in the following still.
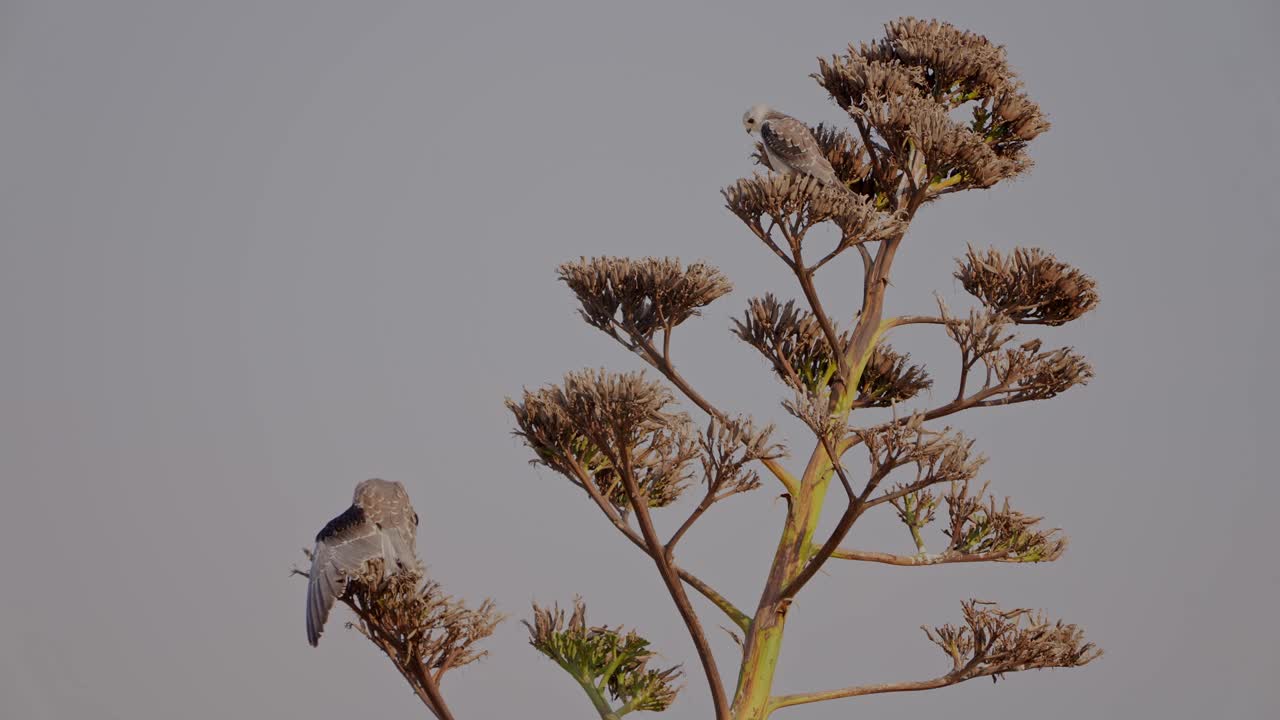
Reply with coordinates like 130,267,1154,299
577,677,622,720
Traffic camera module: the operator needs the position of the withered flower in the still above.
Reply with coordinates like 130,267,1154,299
342,570,503,678
924,600,1101,679
856,344,932,406
732,294,847,395
526,598,683,713
559,257,732,341
943,479,1067,562
869,17,1017,99
697,416,784,501
813,17,1049,195
507,370,696,510
814,53,923,114
722,174,903,247
858,418,986,485
990,339,1093,402
956,246,1098,325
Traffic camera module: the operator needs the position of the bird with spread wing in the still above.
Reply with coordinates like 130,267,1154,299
305,478,422,646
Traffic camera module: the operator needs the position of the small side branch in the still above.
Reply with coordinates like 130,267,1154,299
569,458,752,632
831,548,1018,565
633,335,800,495
616,444,731,720
769,671,972,711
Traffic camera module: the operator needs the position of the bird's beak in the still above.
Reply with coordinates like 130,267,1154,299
745,128,753,136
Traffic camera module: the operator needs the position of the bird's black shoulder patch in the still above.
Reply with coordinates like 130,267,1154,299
316,504,366,542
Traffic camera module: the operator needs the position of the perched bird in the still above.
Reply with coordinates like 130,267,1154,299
305,478,422,646
742,104,845,189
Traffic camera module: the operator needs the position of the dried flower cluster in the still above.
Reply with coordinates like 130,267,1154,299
526,598,683,714
957,246,1098,325
559,257,733,341
815,17,1049,195
858,420,986,488
722,174,903,247
856,344,932,407
935,303,1092,403
924,600,1101,680
507,370,696,510
991,339,1093,402
496,17,1101,719
343,568,503,680
733,294,847,395
942,479,1067,562
697,416,783,501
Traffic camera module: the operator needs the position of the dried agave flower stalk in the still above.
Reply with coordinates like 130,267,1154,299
956,245,1099,325
559,257,733,342
293,557,502,720
499,17,1101,719
526,598,683,716
924,600,1101,679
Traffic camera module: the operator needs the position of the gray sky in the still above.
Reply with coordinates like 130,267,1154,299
1,1,1276,718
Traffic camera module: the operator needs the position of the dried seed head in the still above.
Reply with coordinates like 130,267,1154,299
924,600,1101,679
956,246,1099,325
506,370,696,510
813,17,1049,194
858,420,987,485
732,294,848,395
341,571,503,678
990,340,1094,402
559,257,733,340
943,479,1068,562
857,344,932,406
722,174,903,244
698,416,785,501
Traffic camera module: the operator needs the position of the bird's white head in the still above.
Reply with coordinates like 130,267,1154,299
742,104,774,136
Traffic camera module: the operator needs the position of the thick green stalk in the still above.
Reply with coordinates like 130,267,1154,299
729,225,915,719
577,677,623,720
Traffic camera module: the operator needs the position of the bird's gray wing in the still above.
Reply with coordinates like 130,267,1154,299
761,116,843,187
306,504,383,646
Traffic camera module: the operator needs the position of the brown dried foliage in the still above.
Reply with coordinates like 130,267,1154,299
956,246,1098,325
507,370,696,510
722,174,903,246
697,416,784,501
942,479,1067,562
559,257,733,341
732,294,848,395
924,600,1101,680
858,419,986,488
857,344,932,407
814,17,1049,194
342,566,503,681
991,339,1093,402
